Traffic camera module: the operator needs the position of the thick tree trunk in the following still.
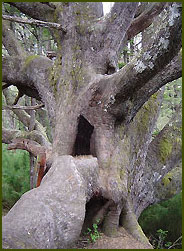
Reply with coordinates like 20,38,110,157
2,2,182,249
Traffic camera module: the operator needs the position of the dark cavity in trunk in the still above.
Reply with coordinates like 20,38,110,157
73,115,94,156
81,195,109,232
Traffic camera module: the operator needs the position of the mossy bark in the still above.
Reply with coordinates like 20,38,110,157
120,199,152,248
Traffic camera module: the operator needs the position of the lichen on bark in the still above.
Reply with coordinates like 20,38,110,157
159,136,173,164
24,55,40,69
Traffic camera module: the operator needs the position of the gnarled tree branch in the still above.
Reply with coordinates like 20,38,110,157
132,102,182,217
104,2,138,51
2,55,56,124
3,89,50,145
2,56,38,95
134,105,182,214
98,2,181,123
125,52,182,122
9,2,55,22
98,2,138,70
127,2,167,40
2,21,26,57
2,127,51,149
146,103,182,176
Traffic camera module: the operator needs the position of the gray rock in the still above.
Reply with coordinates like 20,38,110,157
2,155,98,249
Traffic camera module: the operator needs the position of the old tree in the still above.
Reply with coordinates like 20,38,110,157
2,2,182,249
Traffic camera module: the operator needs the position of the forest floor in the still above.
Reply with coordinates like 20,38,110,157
73,227,152,249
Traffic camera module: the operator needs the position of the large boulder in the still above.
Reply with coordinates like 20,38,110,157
2,155,98,249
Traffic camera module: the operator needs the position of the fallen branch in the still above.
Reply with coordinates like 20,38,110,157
2,14,66,32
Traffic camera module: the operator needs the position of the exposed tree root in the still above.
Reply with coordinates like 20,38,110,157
120,199,152,247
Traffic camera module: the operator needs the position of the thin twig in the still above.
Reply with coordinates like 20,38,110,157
3,104,44,110
168,236,182,249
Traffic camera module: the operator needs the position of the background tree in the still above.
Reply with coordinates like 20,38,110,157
2,2,182,249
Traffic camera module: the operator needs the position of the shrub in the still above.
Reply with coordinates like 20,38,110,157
2,144,30,209
138,192,182,248
85,219,101,243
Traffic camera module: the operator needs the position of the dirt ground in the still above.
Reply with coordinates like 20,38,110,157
73,227,153,249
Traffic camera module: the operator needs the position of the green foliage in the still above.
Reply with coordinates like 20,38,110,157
149,229,182,249
138,193,182,248
3,2,21,16
85,219,101,243
2,144,30,209
118,62,126,69
152,128,160,138
151,229,171,249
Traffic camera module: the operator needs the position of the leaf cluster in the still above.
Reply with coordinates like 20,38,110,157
85,219,101,243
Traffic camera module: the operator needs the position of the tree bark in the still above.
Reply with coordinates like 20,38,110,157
2,2,182,249
29,98,36,189
127,2,167,40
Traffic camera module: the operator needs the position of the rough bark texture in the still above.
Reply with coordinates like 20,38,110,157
2,2,182,249
127,2,167,40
